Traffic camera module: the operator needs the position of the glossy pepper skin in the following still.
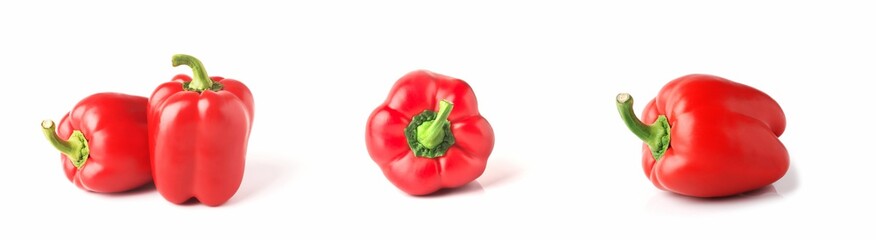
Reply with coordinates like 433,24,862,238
41,93,152,193
148,54,254,206
366,70,495,195
617,74,788,198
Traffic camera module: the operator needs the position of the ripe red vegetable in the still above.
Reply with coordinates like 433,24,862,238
41,93,152,193
617,74,789,197
366,70,495,195
148,54,254,206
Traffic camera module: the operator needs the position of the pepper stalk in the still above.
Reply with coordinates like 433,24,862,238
405,100,456,158
41,120,90,169
616,93,671,161
173,54,223,92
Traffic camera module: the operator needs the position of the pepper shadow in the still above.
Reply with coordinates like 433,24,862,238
773,161,799,195
646,184,783,215
417,181,484,198
97,182,157,198
477,158,522,189
225,156,289,205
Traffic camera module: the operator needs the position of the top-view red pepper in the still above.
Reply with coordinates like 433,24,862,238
616,74,789,197
148,54,254,206
366,70,495,195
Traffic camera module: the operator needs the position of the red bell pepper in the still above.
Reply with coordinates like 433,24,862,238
616,74,789,197
366,70,495,195
148,54,254,206
41,93,152,193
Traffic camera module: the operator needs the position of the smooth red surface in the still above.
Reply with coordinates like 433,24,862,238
639,74,788,197
148,74,254,206
366,70,495,195
55,93,152,193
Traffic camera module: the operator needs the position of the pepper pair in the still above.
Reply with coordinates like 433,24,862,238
365,72,789,197
42,54,253,206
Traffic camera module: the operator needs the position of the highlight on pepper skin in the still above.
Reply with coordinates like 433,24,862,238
148,54,254,207
40,92,153,193
365,69,495,196
616,74,789,198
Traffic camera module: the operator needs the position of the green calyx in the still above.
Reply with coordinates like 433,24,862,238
616,93,671,161
172,54,223,92
405,100,456,158
41,120,90,169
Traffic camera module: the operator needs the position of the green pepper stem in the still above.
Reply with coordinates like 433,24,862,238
417,100,454,149
172,54,213,92
616,93,671,161
41,120,90,169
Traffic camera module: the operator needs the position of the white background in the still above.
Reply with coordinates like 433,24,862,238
1,0,874,239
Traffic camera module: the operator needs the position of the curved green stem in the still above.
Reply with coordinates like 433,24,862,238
417,100,453,149
405,100,456,158
41,120,89,169
173,54,221,92
616,93,671,161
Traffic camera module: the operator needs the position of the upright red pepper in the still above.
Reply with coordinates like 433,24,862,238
616,74,789,197
366,70,495,195
148,54,254,206
41,93,152,193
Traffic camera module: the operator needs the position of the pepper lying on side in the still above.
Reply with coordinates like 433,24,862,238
617,74,789,198
41,93,152,193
